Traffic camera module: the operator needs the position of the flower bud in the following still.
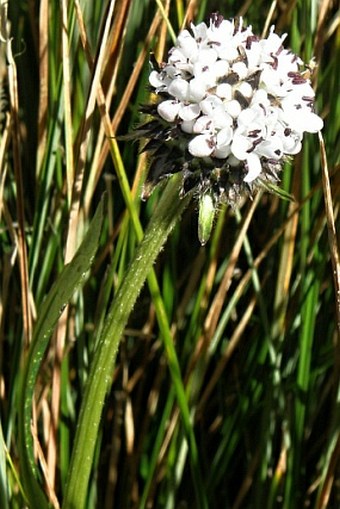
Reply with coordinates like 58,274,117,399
198,193,215,246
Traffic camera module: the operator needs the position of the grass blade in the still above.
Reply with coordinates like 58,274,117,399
18,198,105,508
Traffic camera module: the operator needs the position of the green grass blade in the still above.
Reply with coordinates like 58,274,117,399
18,197,105,508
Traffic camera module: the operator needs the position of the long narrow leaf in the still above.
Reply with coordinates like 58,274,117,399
18,197,105,508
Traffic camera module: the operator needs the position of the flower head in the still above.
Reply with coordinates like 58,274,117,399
136,14,323,241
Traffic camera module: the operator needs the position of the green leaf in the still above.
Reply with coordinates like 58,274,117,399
18,197,105,508
260,180,296,202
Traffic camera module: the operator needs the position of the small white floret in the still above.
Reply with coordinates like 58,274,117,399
168,78,190,101
244,153,262,182
157,100,180,122
188,134,214,157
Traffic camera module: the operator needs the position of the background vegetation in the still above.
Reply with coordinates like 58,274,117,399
0,0,339,508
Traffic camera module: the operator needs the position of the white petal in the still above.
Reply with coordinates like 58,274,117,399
244,153,262,182
231,135,252,160
191,22,208,41
192,63,216,87
200,96,223,116
236,82,253,98
211,59,229,78
238,107,257,127
283,134,302,154
232,62,248,79
211,106,233,129
178,103,201,121
188,134,214,157
294,82,315,97
193,115,212,133
177,31,198,58
261,27,287,54
265,107,279,126
208,19,234,41
251,89,269,107
168,49,187,69
213,145,232,158
225,100,242,118
164,63,183,79
157,100,180,122
304,112,324,133
188,79,206,101
175,62,194,75
256,138,283,160
181,120,195,133
245,44,261,69
195,48,218,65
218,46,239,62
281,105,323,133
149,71,165,89
276,52,300,74
260,68,281,95
177,29,191,42
216,83,232,100
216,126,233,147
168,78,190,101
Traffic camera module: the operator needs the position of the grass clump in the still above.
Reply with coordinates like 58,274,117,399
0,1,339,508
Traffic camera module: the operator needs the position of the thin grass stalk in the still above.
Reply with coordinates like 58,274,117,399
316,431,340,509
59,356,71,492
0,113,11,219
36,0,48,177
318,133,340,336
175,0,184,26
160,0,172,46
3,5,32,346
154,0,176,44
272,193,299,340
316,132,340,507
235,210,271,337
61,0,74,205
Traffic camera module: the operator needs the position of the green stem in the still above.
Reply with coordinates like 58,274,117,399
63,175,191,509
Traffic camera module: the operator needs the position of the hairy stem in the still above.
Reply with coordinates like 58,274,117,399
63,176,191,509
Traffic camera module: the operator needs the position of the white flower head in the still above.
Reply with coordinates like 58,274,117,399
138,13,323,213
